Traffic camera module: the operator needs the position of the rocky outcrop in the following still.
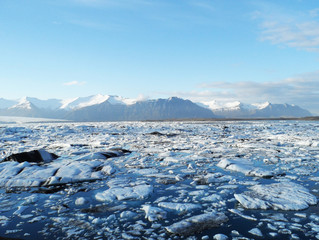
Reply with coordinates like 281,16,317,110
3,149,59,164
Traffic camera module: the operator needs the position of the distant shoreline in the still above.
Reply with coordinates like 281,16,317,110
0,115,318,124
143,116,319,122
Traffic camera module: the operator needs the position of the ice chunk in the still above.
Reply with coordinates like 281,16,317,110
9,165,58,187
101,164,116,175
0,161,30,180
13,206,28,216
75,197,86,206
77,148,131,161
228,209,257,221
120,211,138,220
54,160,102,182
23,195,39,205
213,234,228,240
249,228,263,237
142,205,167,222
234,182,317,210
193,172,232,185
217,158,274,178
158,202,201,213
202,194,222,202
165,211,228,236
28,216,46,223
95,184,153,202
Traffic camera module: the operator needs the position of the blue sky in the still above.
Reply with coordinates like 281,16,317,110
0,0,319,113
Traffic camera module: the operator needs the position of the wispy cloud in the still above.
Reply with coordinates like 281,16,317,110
69,0,217,29
63,81,86,86
188,0,215,12
161,72,319,114
260,20,319,51
253,2,319,52
65,0,162,31
309,8,319,18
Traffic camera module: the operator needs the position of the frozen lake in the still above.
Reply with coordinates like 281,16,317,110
0,120,319,239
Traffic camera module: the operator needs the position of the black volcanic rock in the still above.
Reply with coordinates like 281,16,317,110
3,149,59,164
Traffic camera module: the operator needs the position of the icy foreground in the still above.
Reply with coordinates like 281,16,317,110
0,120,319,239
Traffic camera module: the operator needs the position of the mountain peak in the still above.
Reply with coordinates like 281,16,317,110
60,94,109,110
106,95,137,105
251,101,270,109
0,95,313,120
10,97,32,110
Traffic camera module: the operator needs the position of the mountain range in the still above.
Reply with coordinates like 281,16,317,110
0,95,313,121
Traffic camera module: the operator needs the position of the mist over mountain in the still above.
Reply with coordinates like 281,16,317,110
0,95,313,121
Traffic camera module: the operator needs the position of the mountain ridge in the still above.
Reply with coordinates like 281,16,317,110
0,95,313,121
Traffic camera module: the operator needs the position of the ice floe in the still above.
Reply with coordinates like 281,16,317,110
165,211,228,235
95,184,153,202
217,158,275,178
234,182,317,210
157,202,201,213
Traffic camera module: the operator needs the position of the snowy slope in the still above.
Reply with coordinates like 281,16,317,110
60,94,138,110
0,95,313,120
65,97,216,121
200,100,312,118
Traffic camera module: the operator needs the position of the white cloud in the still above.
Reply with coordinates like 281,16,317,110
260,20,319,51
310,8,319,18
63,81,86,86
162,72,319,114
188,0,215,12
253,3,319,52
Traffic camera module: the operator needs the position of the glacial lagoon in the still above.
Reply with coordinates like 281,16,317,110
0,120,319,239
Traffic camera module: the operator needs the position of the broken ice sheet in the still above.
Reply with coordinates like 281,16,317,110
1,121,319,239
217,158,275,178
234,182,317,210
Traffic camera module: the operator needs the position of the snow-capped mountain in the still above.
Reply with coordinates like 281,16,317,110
0,95,313,121
65,97,216,121
60,94,139,110
200,100,312,118
0,95,139,111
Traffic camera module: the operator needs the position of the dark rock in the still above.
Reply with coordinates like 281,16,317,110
70,143,89,147
149,131,165,136
148,131,179,137
81,204,127,213
156,178,178,185
100,148,131,159
2,149,59,163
